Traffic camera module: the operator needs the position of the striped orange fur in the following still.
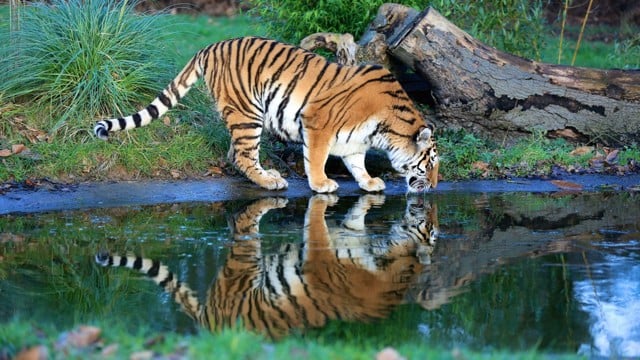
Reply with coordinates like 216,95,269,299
94,37,439,193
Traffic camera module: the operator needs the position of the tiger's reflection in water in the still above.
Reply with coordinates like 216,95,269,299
95,195,438,339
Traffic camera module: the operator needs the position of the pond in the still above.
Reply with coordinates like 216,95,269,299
1,185,639,357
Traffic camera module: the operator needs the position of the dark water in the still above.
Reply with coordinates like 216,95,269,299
1,191,639,357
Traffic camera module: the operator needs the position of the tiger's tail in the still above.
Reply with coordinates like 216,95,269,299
93,52,204,140
95,252,203,320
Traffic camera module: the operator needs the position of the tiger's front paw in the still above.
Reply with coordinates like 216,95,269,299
310,178,339,193
258,170,288,190
359,177,385,192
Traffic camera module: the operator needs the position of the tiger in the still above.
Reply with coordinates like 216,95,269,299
95,195,439,339
93,36,440,193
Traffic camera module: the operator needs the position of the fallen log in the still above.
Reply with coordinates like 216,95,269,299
302,4,640,146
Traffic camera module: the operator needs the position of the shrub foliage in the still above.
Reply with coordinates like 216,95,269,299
0,0,175,140
250,0,545,59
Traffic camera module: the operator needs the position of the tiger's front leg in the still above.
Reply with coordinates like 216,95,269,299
226,112,288,190
303,130,338,193
341,153,385,192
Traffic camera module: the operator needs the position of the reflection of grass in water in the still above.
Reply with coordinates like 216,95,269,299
301,257,581,352
0,202,233,331
1,237,143,328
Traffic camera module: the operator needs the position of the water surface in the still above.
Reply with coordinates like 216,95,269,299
1,190,638,357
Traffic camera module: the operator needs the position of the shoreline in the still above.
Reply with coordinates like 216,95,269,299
2,174,640,215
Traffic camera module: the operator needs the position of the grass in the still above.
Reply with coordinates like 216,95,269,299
0,2,259,183
434,130,628,180
0,0,178,140
0,318,583,359
0,3,639,185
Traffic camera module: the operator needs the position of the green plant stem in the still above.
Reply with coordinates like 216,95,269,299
571,0,594,66
557,0,570,64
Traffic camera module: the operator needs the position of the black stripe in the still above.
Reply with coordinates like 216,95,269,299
324,66,343,89
346,75,397,97
360,64,383,76
158,271,173,288
392,104,412,113
147,260,160,277
255,41,276,79
106,121,113,131
269,47,297,82
117,118,126,130
158,92,172,108
119,256,127,267
397,116,417,125
229,122,263,131
233,134,261,143
132,113,142,127
292,59,330,124
147,105,159,119
275,54,315,128
170,82,181,101
386,127,413,139
345,126,356,143
382,89,408,99
267,44,290,69
133,256,142,270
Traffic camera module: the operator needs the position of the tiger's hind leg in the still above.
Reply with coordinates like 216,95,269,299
341,153,385,192
226,112,288,190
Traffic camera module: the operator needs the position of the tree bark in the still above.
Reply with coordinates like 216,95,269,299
304,4,640,146
388,5,640,145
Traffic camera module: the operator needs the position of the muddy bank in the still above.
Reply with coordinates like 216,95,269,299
1,174,640,215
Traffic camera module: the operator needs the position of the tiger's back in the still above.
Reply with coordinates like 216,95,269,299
94,37,439,193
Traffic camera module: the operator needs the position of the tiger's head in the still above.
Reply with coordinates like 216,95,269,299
395,126,440,193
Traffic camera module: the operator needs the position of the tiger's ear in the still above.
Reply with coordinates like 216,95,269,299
416,126,433,144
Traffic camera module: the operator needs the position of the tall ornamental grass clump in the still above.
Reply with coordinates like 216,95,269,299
609,35,640,70
251,0,545,60
0,0,175,140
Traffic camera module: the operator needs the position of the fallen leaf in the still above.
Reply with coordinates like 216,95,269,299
570,146,593,156
101,343,119,357
471,161,491,177
12,144,26,155
163,116,171,126
130,350,155,360
56,325,101,349
143,334,165,347
81,158,93,174
550,180,583,191
376,347,406,360
0,233,25,244
605,149,619,164
472,161,489,171
15,345,48,360
206,166,224,176
170,170,181,179
0,149,12,157
589,156,605,170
